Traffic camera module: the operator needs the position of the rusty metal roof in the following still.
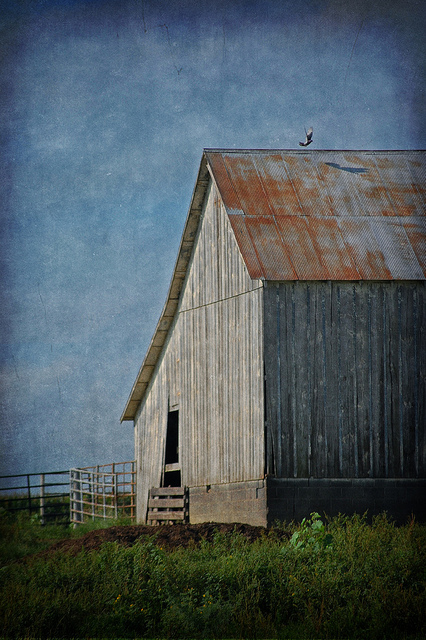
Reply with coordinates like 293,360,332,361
205,150,426,281
122,149,425,420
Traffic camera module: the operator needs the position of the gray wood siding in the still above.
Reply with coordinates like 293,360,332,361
179,288,264,487
179,184,260,310
264,281,426,479
134,181,264,521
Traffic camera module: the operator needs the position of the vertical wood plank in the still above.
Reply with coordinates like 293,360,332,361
417,284,426,476
263,284,279,476
355,283,371,477
327,282,340,477
263,281,425,483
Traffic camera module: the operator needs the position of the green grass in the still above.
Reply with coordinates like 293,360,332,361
0,507,132,565
0,511,425,639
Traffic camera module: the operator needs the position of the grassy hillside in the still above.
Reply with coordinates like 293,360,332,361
0,511,425,639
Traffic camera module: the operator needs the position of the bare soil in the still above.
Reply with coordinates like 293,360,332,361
39,522,289,558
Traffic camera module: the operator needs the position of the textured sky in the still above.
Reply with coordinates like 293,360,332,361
1,0,425,476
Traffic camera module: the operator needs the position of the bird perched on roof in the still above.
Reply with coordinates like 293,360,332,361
299,127,313,147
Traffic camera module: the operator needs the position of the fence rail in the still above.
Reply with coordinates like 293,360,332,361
1,462,137,526
0,471,70,524
70,461,136,525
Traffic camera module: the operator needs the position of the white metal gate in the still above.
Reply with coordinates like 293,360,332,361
70,461,136,524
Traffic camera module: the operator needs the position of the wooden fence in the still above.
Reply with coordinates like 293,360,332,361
70,461,136,525
0,471,70,524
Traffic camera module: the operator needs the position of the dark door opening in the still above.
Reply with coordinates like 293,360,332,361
165,410,179,464
163,410,181,487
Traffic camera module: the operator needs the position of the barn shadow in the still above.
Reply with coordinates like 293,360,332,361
325,162,368,174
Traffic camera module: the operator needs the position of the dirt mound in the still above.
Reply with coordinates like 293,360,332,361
40,522,289,558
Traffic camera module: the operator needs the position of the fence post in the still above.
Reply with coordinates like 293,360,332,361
70,470,75,525
27,474,32,515
96,465,99,516
70,470,83,525
113,463,118,519
102,474,106,519
91,472,95,521
40,474,45,525
132,460,136,520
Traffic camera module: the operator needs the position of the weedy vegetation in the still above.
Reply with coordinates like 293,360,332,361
0,509,425,639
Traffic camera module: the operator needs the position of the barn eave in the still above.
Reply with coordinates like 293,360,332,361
120,154,210,421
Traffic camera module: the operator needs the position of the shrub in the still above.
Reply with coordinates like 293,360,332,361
0,513,425,639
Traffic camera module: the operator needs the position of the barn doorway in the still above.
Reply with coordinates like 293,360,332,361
163,410,181,487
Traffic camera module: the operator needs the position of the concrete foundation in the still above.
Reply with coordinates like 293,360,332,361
267,477,426,525
186,477,425,527
189,480,267,527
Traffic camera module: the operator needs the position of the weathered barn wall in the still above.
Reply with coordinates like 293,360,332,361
134,181,265,523
133,330,180,521
178,181,264,488
179,291,264,489
264,280,426,480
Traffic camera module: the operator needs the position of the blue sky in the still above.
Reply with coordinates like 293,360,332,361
1,0,425,475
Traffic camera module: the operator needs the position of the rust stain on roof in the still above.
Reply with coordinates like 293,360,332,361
244,215,296,280
402,218,426,278
274,216,328,280
206,149,426,281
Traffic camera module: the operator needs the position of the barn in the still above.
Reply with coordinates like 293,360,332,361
121,149,426,526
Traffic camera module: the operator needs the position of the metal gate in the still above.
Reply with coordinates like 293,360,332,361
70,461,136,524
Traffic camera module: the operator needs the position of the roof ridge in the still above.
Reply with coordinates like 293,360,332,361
204,148,426,153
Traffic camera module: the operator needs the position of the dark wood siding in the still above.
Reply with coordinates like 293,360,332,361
264,281,425,479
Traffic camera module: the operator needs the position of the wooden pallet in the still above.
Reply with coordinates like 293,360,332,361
147,487,188,525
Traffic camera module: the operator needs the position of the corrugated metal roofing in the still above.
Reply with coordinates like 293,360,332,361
205,150,426,280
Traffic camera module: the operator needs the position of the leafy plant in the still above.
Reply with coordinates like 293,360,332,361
289,512,333,552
